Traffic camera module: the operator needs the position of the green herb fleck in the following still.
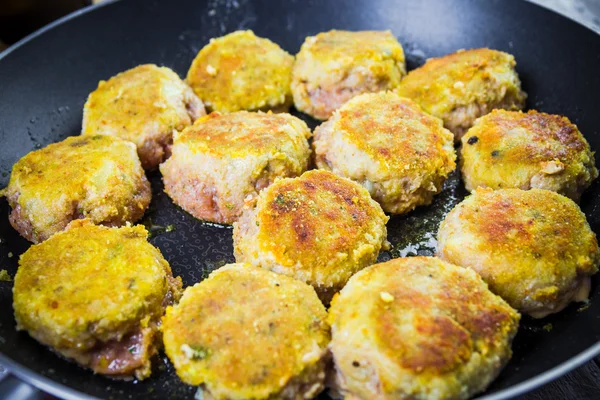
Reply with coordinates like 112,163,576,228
542,323,553,332
225,204,234,210
181,344,211,360
0,270,11,282
275,194,285,205
578,301,591,312
128,345,136,354
165,224,175,232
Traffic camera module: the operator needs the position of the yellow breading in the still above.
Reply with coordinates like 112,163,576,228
292,30,406,120
160,111,311,224
396,48,526,140
233,170,388,302
13,221,182,380
328,257,520,400
2,135,150,243
460,110,598,201
187,30,294,113
174,111,311,158
313,92,456,214
82,64,205,170
162,264,329,400
437,188,600,318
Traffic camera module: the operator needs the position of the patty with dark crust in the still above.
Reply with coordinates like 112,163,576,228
460,109,597,201
437,188,600,318
313,92,455,214
328,256,520,400
233,170,388,303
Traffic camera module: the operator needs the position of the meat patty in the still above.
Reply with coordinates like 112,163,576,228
187,30,294,113
82,64,205,170
437,188,600,318
328,256,520,400
13,221,183,380
396,48,526,141
233,170,388,303
2,135,150,243
162,263,329,400
460,109,598,201
313,92,456,215
160,111,311,224
292,30,406,120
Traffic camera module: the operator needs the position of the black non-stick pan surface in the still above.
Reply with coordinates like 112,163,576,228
0,0,599,399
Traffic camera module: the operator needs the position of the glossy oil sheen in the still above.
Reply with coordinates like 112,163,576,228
0,0,599,399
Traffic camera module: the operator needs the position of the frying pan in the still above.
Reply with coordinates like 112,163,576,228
0,0,599,398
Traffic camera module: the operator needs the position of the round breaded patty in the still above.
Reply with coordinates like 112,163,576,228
328,256,519,400
160,111,311,224
313,92,456,215
396,48,526,141
162,264,329,400
13,221,182,380
437,188,600,318
2,135,150,243
187,30,294,113
460,110,598,201
82,64,205,170
233,170,388,302
292,30,406,120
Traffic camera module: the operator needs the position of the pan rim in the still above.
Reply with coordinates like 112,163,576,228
1,342,599,400
0,0,117,63
0,0,599,399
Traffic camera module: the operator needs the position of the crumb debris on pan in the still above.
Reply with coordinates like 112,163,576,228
0,269,11,281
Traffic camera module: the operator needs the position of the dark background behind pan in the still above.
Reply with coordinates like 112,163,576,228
0,0,599,399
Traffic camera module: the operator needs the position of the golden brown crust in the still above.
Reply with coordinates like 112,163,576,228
13,222,182,380
328,257,520,399
160,111,311,224
437,188,600,317
460,109,598,201
396,48,526,140
313,92,456,214
4,135,150,243
337,94,448,169
82,64,205,170
187,30,294,113
233,170,388,300
292,30,406,120
175,111,310,158
162,264,329,399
